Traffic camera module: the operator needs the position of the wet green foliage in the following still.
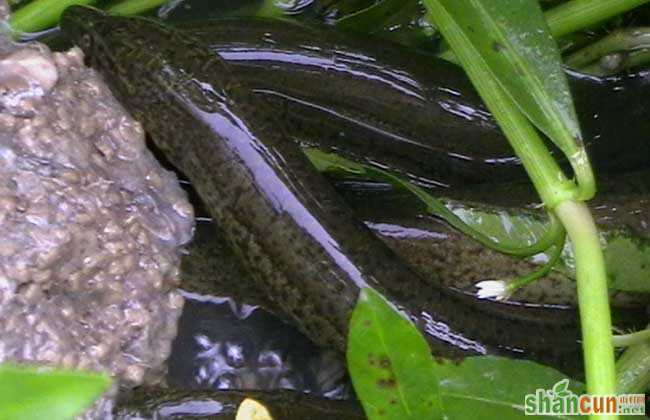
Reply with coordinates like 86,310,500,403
0,364,111,420
347,287,583,420
347,288,442,419
604,234,650,292
434,0,585,160
6,0,650,418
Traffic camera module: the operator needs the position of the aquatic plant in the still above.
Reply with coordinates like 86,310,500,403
5,1,650,419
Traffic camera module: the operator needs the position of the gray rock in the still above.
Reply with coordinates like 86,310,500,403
0,30,194,419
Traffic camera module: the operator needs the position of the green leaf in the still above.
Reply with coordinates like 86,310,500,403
426,1,586,175
603,233,650,292
308,146,650,292
0,363,111,420
437,357,582,419
255,0,287,19
545,0,650,38
444,199,551,248
305,147,563,257
303,147,366,176
347,288,584,419
347,288,443,420
422,0,580,207
10,0,97,33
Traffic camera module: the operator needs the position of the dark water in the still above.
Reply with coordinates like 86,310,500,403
167,293,353,398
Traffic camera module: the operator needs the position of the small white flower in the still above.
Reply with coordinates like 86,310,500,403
476,280,509,301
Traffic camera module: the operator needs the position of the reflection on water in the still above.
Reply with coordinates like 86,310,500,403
167,294,352,399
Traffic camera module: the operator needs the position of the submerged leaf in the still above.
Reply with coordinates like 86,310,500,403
444,199,551,248
604,234,650,292
0,364,111,420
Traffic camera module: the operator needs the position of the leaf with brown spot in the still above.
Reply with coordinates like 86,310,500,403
347,288,442,420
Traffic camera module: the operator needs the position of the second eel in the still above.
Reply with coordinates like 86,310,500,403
62,6,585,375
179,18,650,188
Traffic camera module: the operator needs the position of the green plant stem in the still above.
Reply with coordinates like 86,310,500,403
9,0,97,33
423,1,575,210
566,27,650,68
612,329,650,347
616,325,650,394
438,0,650,64
622,48,650,70
106,0,168,15
555,200,616,418
581,48,650,76
507,232,566,293
546,0,650,38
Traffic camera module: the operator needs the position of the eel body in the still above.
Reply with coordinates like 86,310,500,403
62,7,584,374
182,178,650,311
178,18,650,188
115,387,365,419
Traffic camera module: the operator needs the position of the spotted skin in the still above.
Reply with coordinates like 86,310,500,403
61,6,584,375
179,19,650,189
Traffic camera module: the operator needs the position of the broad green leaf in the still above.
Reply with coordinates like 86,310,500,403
438,356,582,419
347,288,584,419
0,363,111,420
347,287,443,420
425,0,585,171
422,0,580,207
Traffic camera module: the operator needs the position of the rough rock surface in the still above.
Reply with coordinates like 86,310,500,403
0,9,194,414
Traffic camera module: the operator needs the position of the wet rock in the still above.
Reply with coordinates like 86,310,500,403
0,9,194,418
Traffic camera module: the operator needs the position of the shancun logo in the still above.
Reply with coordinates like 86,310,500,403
524,379,645,416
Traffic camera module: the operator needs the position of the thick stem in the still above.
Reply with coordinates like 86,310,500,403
438,0,650,64
555,200,617,420
546,0,650,38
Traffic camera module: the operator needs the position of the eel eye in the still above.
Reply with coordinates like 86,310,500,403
80,34,93,49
